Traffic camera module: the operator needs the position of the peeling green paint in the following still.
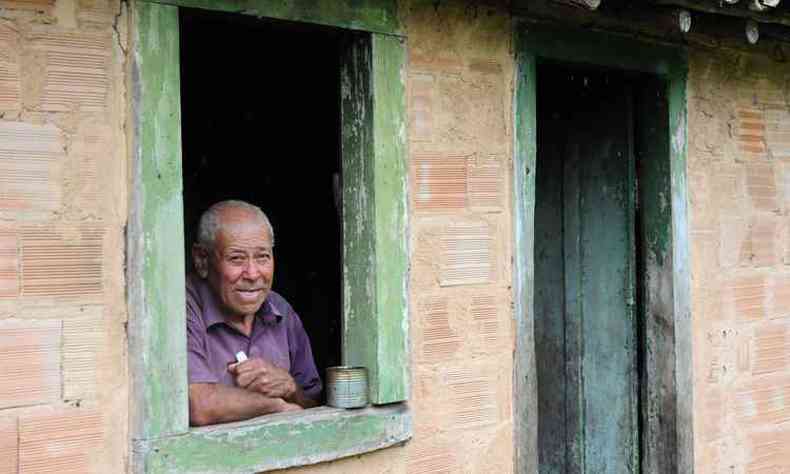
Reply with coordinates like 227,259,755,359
147,0,402,36
135,405,411,474
129,1,189,440
131,2,410,471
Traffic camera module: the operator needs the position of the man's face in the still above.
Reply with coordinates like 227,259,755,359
202,212,274,319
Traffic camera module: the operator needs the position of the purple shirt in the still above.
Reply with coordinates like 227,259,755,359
186,273,322,400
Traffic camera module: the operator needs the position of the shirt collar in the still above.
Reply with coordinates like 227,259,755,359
194,274,284,328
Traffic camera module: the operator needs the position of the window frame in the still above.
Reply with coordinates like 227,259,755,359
127,1,410,472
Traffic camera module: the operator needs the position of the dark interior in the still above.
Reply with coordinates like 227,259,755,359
179,8,344,392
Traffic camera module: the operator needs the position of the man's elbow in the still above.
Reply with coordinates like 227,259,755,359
189,387,219,426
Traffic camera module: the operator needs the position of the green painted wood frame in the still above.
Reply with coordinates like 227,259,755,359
128,1,409,472
512,23,692,473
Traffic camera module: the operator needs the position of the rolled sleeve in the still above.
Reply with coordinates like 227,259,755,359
286,308,323,401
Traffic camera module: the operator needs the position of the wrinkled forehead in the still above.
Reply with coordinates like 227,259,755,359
215,210,272,250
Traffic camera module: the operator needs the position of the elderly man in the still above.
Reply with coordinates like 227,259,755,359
186,200,322,426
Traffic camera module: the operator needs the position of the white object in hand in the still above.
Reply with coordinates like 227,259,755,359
235,351,248,363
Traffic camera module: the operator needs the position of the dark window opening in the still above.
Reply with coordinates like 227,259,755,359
179,8,343,399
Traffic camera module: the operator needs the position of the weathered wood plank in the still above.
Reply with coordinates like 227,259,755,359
134,405,411,474
128,1,189,440
370,33,409,404
142,0,403,36
340,33,378,403
512,28,538,474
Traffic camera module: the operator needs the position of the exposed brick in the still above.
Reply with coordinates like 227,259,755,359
745,162,778,212
751,321,790,376
67,122,110,213
28,27,111,112
77,0,115,28
765,109,790,161
739,216,777,268
0,22,21,111
19,408,102,473
441,365,498,430
730,275,768,322
418,296,461,364
407,439,460,474
0,0,54,12
702,386,726,442
20,224,104,299
744,426,790,473
0,227,19,298
772,275,790,318
467,155,504,212
735,108,766,158
410,73,435,142
63,315,101,400
735,374,790,428
0,416,18,474
0,121,65,212
0,319,61,408
413,152,467,212
439,222,493,286
471,295,502,347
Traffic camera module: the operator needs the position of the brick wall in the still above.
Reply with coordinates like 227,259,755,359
689,47,790,472
0,0,127,473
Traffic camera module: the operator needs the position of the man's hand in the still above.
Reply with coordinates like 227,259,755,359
229,358,297,400
229,358,319,409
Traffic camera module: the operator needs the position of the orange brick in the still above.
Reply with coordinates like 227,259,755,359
0,319,61,408
0,0,54,12
0,23,21,111
702,386,726,441
441,365,497,430
0,416,18,474
745,426,790,473
440,222,493,286
772,275,790,318
0,121,65,212
21,225,104,299
751,321,790,376
29,27,111,112
19,408,102,473
63,315,101,400
471,294,502,347
746,162,777,211
418,296,461,364
731,276,768,322
739,216,777,268
467,155,504,212
736,107,766,158
413,152,467,212
764,109,790,161
76,0,115,28
735,374,790,428
407,439,460,474
0,228,19,298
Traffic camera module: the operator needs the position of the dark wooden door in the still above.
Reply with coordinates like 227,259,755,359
535,67,638,473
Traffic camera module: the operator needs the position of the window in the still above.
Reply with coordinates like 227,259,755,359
127,1,410,472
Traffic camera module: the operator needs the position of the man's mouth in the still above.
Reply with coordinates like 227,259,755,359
236,288,264,299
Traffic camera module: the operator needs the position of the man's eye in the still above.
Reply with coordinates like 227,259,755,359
230,256,245,263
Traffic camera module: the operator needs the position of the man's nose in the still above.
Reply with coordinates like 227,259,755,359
242,259,262,279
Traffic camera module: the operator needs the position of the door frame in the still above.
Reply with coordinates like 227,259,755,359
512,23,691,473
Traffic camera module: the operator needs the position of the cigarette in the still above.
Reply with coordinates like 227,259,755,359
235,351,248,363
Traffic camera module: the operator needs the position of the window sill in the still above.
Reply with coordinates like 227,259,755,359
134,403,412,473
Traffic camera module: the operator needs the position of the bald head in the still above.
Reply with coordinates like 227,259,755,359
197,200,275,250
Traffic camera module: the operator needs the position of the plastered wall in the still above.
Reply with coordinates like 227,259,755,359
688,47,790,472
0,0,128,473
2,0,790,473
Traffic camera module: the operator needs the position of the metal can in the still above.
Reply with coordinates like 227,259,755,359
326,366,368,409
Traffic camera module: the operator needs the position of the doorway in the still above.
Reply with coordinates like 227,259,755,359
534,62,670,473
179,8,344,388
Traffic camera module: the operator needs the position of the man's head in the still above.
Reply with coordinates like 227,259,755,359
193,200,275,319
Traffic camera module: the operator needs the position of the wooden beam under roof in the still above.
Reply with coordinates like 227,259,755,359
653,0,790,27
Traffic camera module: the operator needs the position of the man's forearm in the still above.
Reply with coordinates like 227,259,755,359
189,383,298,426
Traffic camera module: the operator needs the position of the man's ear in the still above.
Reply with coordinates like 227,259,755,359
192,244,209,278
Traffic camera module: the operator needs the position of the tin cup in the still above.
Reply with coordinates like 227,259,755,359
326,366,368,409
